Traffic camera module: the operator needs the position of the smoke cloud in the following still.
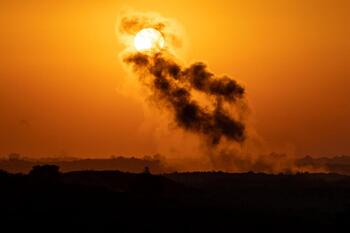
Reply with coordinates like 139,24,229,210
123,53,246,146
117,11,325,173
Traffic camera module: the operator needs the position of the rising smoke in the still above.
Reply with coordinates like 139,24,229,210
123,53,246,146
118,10,247,146
117,11,322,173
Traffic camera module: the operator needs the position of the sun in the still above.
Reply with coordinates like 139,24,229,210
134,28,165,52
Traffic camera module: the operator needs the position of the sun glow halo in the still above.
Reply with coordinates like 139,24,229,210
134,28,165,52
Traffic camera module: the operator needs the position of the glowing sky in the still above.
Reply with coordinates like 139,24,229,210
0,0,349,158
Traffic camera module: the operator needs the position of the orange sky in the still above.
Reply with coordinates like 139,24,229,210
1,0,349,158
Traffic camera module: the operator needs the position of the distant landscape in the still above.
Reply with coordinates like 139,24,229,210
1,164,349,232
1,153,350,175
1,154,349,231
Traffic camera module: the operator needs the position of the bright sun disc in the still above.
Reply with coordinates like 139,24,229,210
134,28,165,52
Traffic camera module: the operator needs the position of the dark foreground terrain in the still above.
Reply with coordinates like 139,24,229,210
1,166,350,232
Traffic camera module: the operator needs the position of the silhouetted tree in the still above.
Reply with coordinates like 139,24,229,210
143,166,151,175
29,165,60,179
0,169,8,177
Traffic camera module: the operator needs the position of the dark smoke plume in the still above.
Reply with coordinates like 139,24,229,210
123,52,246,146
118,12,326,173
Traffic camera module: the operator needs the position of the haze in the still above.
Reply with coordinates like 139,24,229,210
1,0,349,158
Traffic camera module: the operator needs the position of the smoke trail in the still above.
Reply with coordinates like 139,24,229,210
117,11,247,160
123,51,246,147
118,11,322,173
